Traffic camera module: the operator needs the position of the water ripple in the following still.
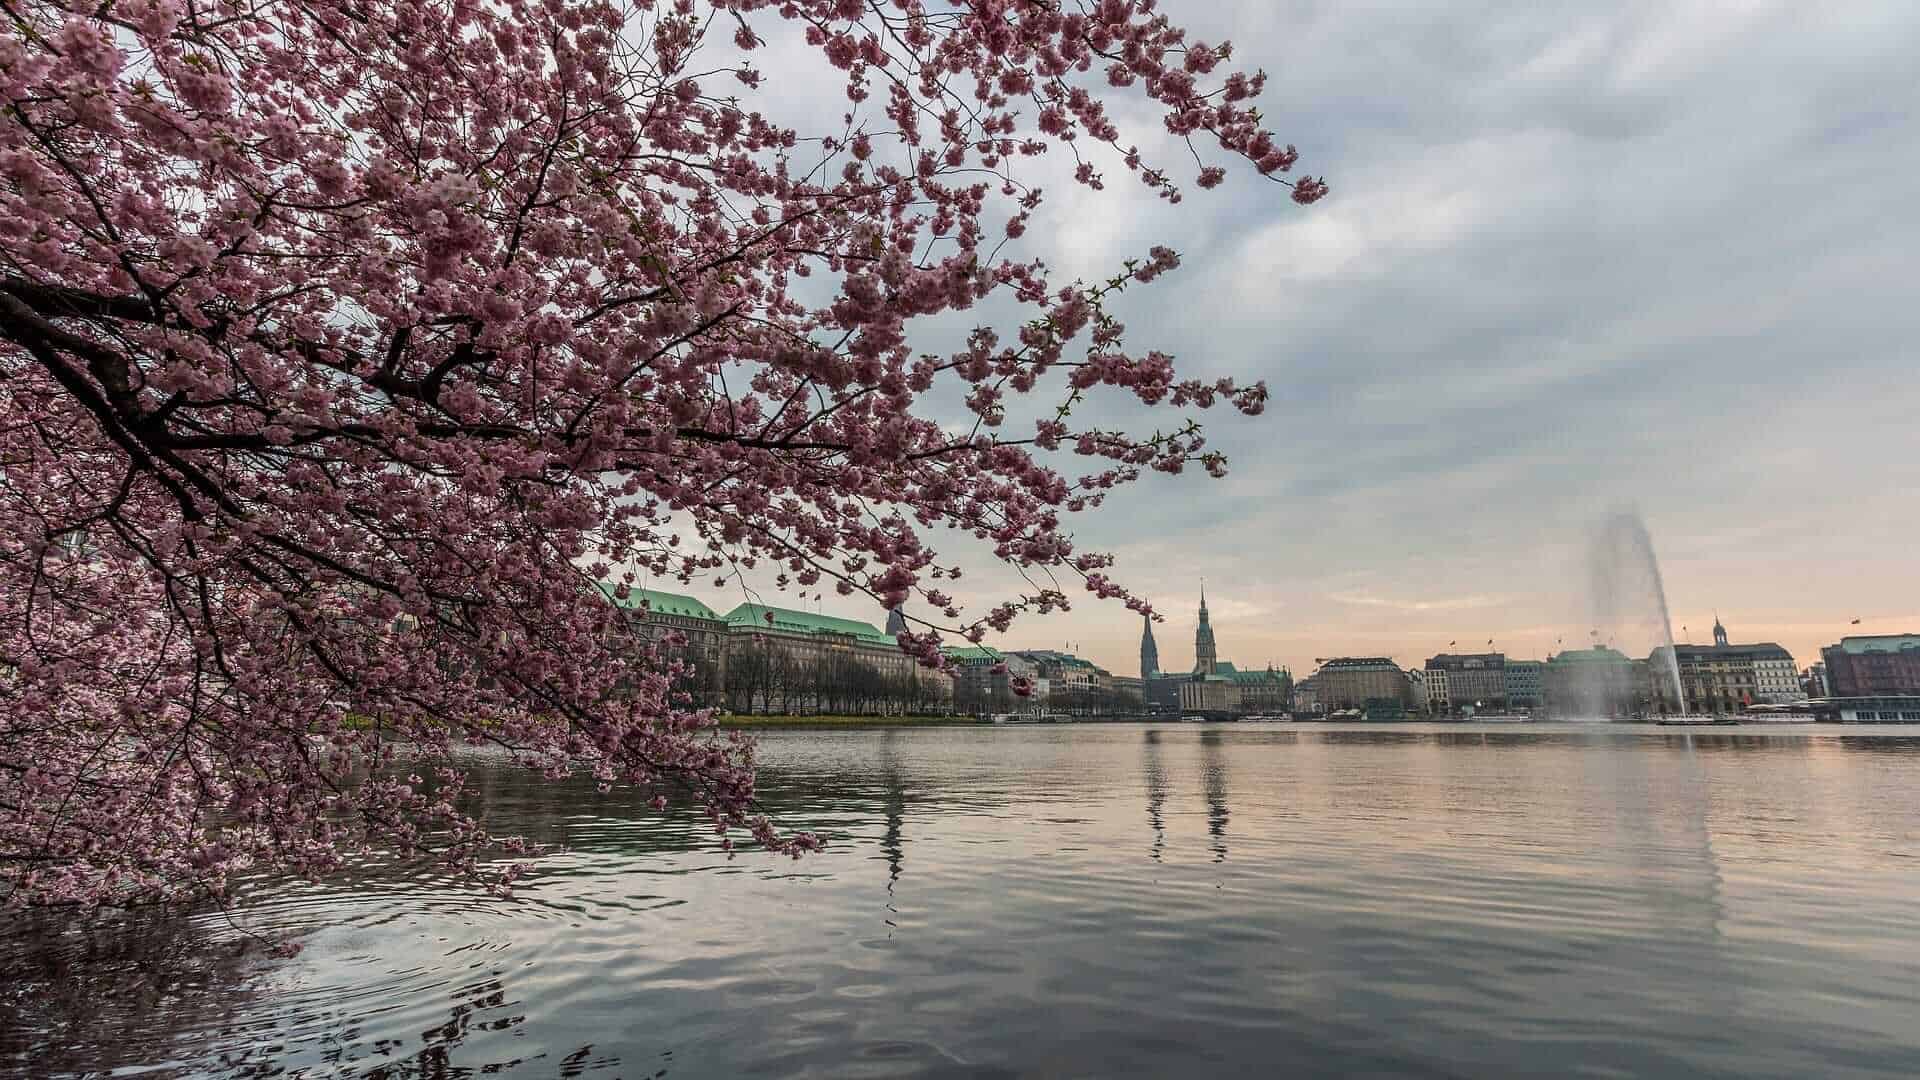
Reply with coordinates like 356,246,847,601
6,724,1920,1077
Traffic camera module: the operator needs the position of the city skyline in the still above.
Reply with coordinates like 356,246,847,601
626,573,1907,684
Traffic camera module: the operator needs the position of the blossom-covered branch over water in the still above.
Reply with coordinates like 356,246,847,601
0,0,1322,908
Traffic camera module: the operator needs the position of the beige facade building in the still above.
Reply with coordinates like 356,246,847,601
1310,657,1411,713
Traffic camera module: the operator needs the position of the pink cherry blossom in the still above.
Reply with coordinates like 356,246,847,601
0,0,1321,911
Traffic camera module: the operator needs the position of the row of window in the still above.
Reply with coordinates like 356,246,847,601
1853,711,1920,721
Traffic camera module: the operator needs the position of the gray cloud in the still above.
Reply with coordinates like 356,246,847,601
959,0,1920,673
657,2,1920,677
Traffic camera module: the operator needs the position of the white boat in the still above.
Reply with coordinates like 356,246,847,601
1179,715,1206,723
1468,714,1531,723
1655,714,1736,727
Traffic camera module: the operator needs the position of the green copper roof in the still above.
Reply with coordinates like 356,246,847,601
1012,649,1096,668
723,602,892,645
597,582,722,621
1550,646,1631,664
1214,661,1239,674
942,644,1004,662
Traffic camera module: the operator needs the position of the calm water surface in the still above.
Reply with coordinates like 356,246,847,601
6,723,1920,1078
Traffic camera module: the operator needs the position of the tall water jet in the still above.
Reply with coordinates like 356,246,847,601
1588,510,1686,714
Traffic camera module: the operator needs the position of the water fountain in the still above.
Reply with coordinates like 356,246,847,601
1586,510,1717,723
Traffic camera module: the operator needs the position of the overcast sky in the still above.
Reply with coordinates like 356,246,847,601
678,1,1920,677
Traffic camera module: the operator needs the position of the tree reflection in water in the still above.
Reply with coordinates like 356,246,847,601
0,907,263,1073
0,897,614,1078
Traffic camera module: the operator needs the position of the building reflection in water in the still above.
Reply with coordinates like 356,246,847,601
878,730,906,929
1143,728,1167,862
1200,728,1230,863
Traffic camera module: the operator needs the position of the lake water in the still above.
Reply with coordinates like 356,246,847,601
6,722,1920,1078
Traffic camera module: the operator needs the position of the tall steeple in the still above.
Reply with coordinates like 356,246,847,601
1194,584,1217,675
1712,613,1728,648
1139,613,1160,682
885,607,908,638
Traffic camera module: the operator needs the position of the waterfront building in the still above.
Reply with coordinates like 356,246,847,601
1406,669,1429,715
1821,634,1920,697
1310,657,1411,713
1505,660,1545,710
1234,664,1294,714
945,645,1047,717
1649,618,1800,712
1293,674,1320,713
1011,650,1132,715
1179,674,1234,715
1013,649,1095,695
1423,666,1449,711
1545,646,1641,718
1424,653,1507,714
600,584,730,704
1144,673,1183,714
721,602,949,715
600,585,953,714
1802,663,1829,698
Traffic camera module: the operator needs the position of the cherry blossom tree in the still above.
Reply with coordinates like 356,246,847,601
0,0,1323,910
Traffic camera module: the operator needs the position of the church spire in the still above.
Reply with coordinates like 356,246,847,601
1139,613,1159,682
1193,585,1218,675
1712,612,1728,648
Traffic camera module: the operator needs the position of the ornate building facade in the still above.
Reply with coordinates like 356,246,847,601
1171,591,1292,716
1649,617,1801,712
602,584,950,715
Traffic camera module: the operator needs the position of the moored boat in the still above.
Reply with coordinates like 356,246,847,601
1655,714,1737,726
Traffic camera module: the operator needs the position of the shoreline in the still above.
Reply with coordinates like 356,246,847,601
714,714,989,729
